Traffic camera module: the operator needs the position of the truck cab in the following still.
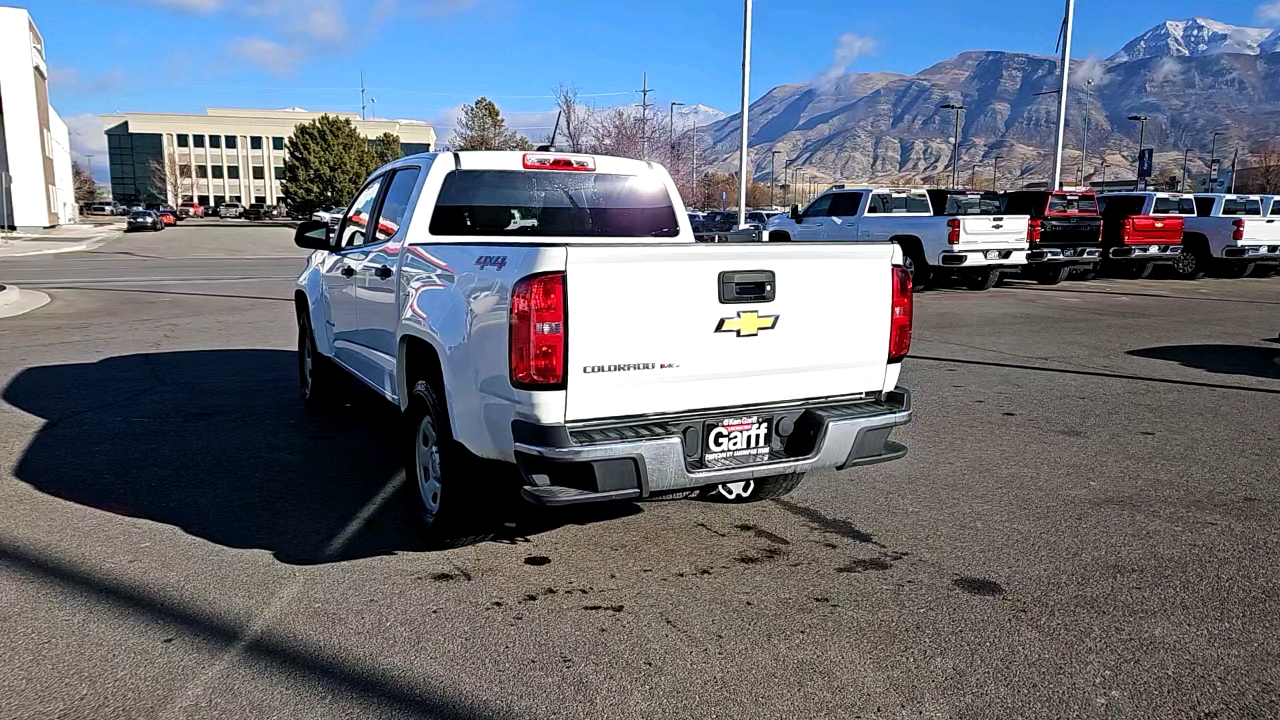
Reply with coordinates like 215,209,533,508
1096,192,1189,279
1182,194,1280,278
293,151,913,544
767,187,1029,291
1001,190,1104,285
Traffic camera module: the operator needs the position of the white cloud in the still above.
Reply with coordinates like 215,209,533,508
226,37,306,74
1152,57,1181,83
140,0,225,9
64,114,110,182
1258,1,1280,24
46,66,126,97
816,33,877,85
1075,55,1105,86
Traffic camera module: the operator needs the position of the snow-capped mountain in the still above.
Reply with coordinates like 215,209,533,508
1108,17,1277,63
677,103,727,127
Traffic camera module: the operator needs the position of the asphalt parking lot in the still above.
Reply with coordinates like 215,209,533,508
1,224,1278,720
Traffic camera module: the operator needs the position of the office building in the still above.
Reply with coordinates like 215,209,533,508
0,5,76,229
101,108,436,207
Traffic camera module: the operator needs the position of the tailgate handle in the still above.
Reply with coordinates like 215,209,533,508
719,270,775,304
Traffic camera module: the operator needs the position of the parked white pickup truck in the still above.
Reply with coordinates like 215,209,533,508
293,151,914,544
1182,194,1280,277
767,187,1029,290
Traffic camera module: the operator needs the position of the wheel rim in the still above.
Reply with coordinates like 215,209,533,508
1171,252,1196,275
299,323,313,397
716,480,754,500
902,254,915,277
416,415,443,515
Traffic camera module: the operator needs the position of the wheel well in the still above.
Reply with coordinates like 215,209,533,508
770,230,793,242
891,235,924,259
400,335,446,412
293,290,308,320
1182,232,1210,255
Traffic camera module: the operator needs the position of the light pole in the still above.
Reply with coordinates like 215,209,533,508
940,103,965,189
992,155,1003,191
668,101,684,152
1230,146,1240,193
1101,160,1108,186
735,0,753,228
1128,115,1149,191
1209,130,1224,190
1079,78,1092,185
1050,0,1077,190
970,164,978,189
770,150,782,208
1181,148,1191,192
690,122,698,207
369,97,377,120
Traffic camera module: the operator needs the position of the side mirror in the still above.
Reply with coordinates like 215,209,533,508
789,204,802,222
294,219,333,251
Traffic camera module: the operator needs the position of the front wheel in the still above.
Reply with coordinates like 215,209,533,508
962,267,1001,291
1169,250,1205,280
297,310,347,409
706,473,805,503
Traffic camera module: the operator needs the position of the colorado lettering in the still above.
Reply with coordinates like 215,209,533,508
583,363,657,374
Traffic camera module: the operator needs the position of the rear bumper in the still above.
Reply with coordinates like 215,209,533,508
938,249,1028,268
513,389,912,506
1107,245,1182,260
1027,246,1102,264
1225,244,1280,260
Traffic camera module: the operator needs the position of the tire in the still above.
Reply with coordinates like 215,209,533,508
706,473,805,503
1034,265,1072,285
404,380,492,548
1114,261,1153,279
1217,261,1256,279
1074,267,1098,281
1250,264,1277,278
898,243,931,290
1169,249,1205,280
962,267,1001,291
297,309,347,409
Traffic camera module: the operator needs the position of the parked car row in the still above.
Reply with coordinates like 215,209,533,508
766,188,1280,290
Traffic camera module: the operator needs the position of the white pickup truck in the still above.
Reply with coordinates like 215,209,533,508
293,151,914,544
1182,194,1280,277
767,187,1029,290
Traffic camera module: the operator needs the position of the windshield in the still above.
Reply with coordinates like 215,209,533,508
429,170,680,237
1047,194,1098,214
1221,198,1262,216
128,212,150,219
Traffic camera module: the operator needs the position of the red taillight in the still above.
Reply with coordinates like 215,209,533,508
1121,218,1134,245
510,273,566,387
946,218,961,245
1232,218,1245,242
889,266,913,362
523,153,595,171
1027,218,1042,243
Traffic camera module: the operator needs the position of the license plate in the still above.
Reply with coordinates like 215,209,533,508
703,415,774,467
1062,248,1075,257
985,250,1001,260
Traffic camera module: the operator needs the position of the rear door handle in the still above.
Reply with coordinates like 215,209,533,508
340,265,355,278
373,265,393,280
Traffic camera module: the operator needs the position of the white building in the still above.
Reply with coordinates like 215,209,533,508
100,108,436,208
0,5,76,229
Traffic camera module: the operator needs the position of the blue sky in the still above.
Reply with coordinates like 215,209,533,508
29,0,1278,180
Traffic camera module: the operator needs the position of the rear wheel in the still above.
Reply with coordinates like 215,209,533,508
707,473,805,503
1114,261,1153,279
1251,264,1277,278
1169,249,1205,280
899,244,931,290
1217,261,1256,279
962,267,1001,291
1033,265,1072,285
405,380,491,548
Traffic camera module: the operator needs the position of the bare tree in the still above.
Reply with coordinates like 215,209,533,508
550,83,593,153
72,163,97,203
1252,140,1280,194
146,153,190,204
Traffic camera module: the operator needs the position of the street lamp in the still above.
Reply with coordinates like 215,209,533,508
668,101,684,151
1208,130,1225,190
940,103,965,189
735,0,753,228
1128,114,1149,191
992,155,1004,191
1181,148,1192,192
770,150,782,208
1079,78,1093,186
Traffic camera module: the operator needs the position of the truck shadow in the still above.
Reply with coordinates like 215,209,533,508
2,350,637,565
1127,344,1280,381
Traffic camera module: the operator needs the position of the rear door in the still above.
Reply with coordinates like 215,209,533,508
563,243,893,422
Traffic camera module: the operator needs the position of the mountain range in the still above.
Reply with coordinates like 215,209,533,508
700,17,1280,190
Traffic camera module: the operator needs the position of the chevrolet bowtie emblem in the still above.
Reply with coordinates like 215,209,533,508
715,311,779,337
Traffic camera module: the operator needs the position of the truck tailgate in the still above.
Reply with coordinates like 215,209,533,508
1040,216,1102,246
958,216,1030,248
1243,217,1280,243
563,243,893,422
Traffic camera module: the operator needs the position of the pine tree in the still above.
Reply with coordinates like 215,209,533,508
282,114,378,216
371,132,403,166
73,163,97,203
450,97,533,151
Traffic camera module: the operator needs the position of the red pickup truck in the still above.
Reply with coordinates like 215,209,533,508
1096,192,1190,279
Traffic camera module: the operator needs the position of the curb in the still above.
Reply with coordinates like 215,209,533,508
0,284,17,308
0,231,118,258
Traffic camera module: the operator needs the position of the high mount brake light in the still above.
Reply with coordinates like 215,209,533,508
522,154,596,171
510,273,566,387
889,266,913,362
